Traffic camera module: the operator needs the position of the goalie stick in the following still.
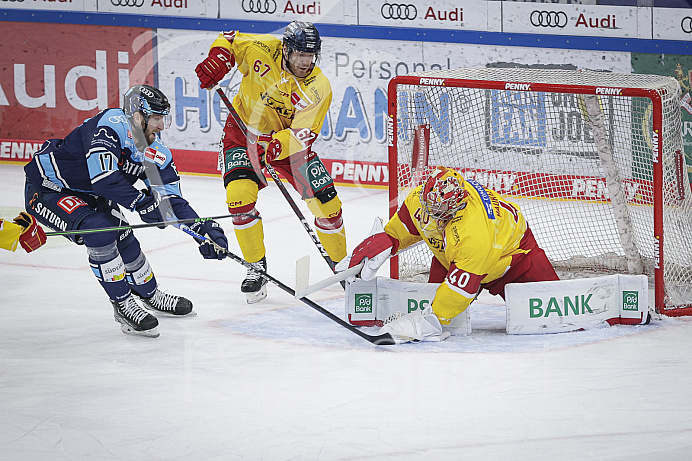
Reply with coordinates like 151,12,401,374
294,259,364,299
44,213,257,237
213,85,339,275
178,223,396,346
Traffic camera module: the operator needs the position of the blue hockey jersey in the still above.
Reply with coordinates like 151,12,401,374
25,108,196,221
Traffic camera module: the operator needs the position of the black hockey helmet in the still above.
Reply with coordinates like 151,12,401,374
283,21,321,57
123,84,171,128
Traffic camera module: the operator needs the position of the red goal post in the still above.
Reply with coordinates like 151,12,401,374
387,68,692,317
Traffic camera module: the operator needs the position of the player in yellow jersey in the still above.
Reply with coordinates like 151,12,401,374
195,21,346,303
0,212,46,253
342,166,559,343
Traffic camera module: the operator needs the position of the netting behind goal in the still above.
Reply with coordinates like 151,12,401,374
387,68,692,316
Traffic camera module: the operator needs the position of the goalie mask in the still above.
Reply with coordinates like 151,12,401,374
123,84,172,130
419,167,469,229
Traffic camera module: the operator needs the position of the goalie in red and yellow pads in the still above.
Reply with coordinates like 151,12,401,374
341,166,559,343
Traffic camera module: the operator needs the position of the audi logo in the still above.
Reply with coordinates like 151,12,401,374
110,0,144,6
381,3,417,21
682,17,692,34
530,10,568,28
242,0,277,14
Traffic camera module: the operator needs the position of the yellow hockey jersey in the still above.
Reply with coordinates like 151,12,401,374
384,179,529,323
210,31,332,161
0,218,22,252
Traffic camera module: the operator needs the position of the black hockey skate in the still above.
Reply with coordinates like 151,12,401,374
241,256,268,304
134,288,195,316
111,295,160,338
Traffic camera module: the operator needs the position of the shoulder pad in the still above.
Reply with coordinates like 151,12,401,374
96,109,136,152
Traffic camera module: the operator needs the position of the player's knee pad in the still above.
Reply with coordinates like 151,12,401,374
227,178,263,226
226,179,259,213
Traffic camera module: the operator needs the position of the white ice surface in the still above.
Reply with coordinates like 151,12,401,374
1,163,692,460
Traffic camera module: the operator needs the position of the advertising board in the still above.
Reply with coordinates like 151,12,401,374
0,21,155,159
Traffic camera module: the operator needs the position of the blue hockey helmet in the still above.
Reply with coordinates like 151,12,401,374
123,84,171,129
283,21,321,56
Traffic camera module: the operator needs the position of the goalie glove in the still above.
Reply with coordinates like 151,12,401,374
13,212,47,253
379,306,451,344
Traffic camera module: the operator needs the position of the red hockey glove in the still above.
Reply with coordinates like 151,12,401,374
257,134,282,163
195,47,235,89
349,232,398,280
13,212,47,253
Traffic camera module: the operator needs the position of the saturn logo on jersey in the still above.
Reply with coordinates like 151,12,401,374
144,147,167,166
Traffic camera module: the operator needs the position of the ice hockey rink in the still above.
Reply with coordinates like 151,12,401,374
1,162,692,460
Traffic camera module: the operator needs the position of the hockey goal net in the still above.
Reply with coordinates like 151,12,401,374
387,68,692,316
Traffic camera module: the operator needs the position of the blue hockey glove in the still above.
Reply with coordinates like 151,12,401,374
134,189,166,226
190,220,228,260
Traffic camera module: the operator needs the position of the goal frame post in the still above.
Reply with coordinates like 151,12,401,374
387,73,688,317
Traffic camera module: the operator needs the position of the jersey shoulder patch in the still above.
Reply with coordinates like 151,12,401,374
143,136,173,168
95,109,135,153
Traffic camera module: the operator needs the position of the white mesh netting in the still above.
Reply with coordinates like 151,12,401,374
390,68,692,314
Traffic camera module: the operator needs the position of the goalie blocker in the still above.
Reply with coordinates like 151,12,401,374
505,274,650,334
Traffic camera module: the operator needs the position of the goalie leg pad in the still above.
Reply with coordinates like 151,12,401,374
505,274,649,334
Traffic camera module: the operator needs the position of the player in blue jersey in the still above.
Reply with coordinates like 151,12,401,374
23,84,229,338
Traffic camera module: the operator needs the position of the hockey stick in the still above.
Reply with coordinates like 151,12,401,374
213,85,267,186
213,85,339,274
294,261,364,299
44,213,258,237
178,223,395,345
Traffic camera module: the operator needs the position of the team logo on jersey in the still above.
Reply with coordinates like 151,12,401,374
127,130,133,139
291,92,309,110
144,147,166,166
57,196,89,214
